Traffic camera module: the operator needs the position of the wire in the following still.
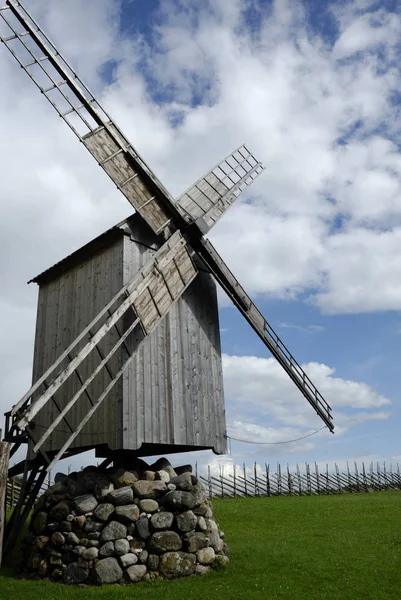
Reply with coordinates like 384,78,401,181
226,426,327,445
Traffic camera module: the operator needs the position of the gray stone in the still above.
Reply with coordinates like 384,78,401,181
84,518,103,533
170,473,193,491
196,564,211,575
150,511,174,530
149,531,182,553
82,546,99,561
191,483,207,506
143,470,155,481
74,494,98,515
119,553,138,568
193,502,209,517
94,479,114,499
159,552,196,577
147,554,159,571
139,550,148,564
88,532,101,540
59,520,72,533
186,533,209,553
161,490,195,511
107,486,133,505
196,516,207,531
114,538,130,556
155,470,170,483
111,468,138,488
99,541,115,558
139,499,159,513
55,472,68,484
208,531,223,551
114,504,139,523
95,557,123,584
50,501,70,522
150,458,177,478
167,483,176,491
205,518,218,533
176,510,197,532
100,520,127,543
125,564,147,583
93,502,115,522
222,543,230,557
132,480,167,500
88,540,100,548
214,554,229,569
74,515,86,529
63,561,89,584
50,531,65,547
174,465,193,476
197,547,215,565
135,517,151,540
72,545,85,556
47,481,68,496
65,477,87,498
31,512,48,535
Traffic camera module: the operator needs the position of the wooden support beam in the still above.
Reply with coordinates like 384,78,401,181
0,436,10,567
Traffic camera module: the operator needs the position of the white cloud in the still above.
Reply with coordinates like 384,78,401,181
222,354,391,433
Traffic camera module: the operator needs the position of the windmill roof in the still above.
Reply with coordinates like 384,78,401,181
29,214,135,286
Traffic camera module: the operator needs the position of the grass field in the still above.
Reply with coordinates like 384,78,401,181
1,491,401,600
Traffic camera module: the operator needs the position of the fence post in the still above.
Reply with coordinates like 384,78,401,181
354,461,360,492
306,463,311,495
243,463,248,497
265,464,271,497
0,437,10,568
296,463,302,496
335,463,341,493
315,462,320,495
287,464,293,496
254,462,259,496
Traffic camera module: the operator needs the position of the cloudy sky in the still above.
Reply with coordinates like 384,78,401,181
1,0,400,477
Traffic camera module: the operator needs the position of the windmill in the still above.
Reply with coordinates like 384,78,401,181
0,0,334,553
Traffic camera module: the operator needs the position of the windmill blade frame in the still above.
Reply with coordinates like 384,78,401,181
193,237,334,431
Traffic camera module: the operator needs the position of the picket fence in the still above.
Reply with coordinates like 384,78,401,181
199,461,401,499
6,461,401,506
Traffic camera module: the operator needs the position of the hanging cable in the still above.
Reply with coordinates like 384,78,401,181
226,426,327,445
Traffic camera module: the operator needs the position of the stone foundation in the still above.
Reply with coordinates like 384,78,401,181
22,458,229,584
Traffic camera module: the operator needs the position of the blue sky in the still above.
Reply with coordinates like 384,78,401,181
1,0,401,476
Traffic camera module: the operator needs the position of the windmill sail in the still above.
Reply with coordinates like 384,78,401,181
175,145,264,233
0,0,183,236
193,237,334,431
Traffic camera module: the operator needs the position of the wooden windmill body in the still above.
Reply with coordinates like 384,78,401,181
0,0,334,553
30,214,226,458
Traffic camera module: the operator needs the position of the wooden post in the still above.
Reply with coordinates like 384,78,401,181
265,463,271,497
243,463,248,497
0,437,10,568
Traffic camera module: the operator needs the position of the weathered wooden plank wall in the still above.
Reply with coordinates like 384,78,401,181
29,215,226,457
121,217,226,454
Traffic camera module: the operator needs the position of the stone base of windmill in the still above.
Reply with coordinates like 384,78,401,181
21,458,229,585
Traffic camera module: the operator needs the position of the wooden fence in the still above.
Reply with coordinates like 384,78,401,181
5,460,401,506
6,472,52,508
200,461,401,498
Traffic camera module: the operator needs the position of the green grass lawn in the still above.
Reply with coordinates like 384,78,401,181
1,491,400,600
